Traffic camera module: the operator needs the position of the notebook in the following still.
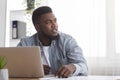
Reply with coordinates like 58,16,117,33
0,46,44,78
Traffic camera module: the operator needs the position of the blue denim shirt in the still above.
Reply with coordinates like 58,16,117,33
17,32,88,76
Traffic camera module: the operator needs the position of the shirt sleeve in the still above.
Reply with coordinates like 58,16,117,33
65,36,88,76
72,64,81,76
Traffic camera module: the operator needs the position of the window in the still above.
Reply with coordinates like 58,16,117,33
115,0,120,53
48,0,106,57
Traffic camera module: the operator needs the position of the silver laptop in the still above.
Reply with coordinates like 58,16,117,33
0,46,44,78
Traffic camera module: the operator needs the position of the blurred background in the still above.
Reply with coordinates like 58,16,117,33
0,0,120,75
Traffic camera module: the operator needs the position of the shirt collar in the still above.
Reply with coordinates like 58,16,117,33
36,33,60,46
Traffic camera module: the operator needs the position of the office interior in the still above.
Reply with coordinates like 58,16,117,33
0,0,120,76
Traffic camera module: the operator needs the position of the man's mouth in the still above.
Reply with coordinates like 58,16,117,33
52,29,58,33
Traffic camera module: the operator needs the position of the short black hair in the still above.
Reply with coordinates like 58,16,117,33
32,6,53,25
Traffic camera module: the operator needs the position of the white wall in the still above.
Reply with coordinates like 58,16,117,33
0,0,6,47
9,10,26,47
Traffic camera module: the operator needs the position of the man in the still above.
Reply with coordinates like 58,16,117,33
17,6,88,78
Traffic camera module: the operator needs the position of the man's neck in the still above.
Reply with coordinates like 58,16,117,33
38,35,52,46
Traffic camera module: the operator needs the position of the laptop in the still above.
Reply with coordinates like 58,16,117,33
0,46,44,78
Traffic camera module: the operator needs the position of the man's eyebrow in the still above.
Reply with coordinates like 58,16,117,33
45,18,56,21
45,19,52,22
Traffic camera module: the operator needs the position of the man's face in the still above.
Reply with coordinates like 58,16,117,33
36,12,58,39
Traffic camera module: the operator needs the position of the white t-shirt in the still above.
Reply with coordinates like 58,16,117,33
41,46,51,67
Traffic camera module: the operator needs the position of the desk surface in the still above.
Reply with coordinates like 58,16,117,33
9,76,120,80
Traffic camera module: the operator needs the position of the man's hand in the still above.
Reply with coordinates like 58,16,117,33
43,65,51,74
55,64,76,78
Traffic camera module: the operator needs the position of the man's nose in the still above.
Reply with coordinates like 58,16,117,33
52,22,58,28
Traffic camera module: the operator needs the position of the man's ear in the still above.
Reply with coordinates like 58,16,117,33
34,23,39,31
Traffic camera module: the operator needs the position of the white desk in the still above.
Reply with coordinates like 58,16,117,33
40,76,120,80
9,76,120,80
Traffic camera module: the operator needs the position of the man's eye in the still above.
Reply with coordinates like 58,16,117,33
46,21,51,24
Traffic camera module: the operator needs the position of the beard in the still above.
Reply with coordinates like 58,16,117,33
41,31,59,40
48,35,59,40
